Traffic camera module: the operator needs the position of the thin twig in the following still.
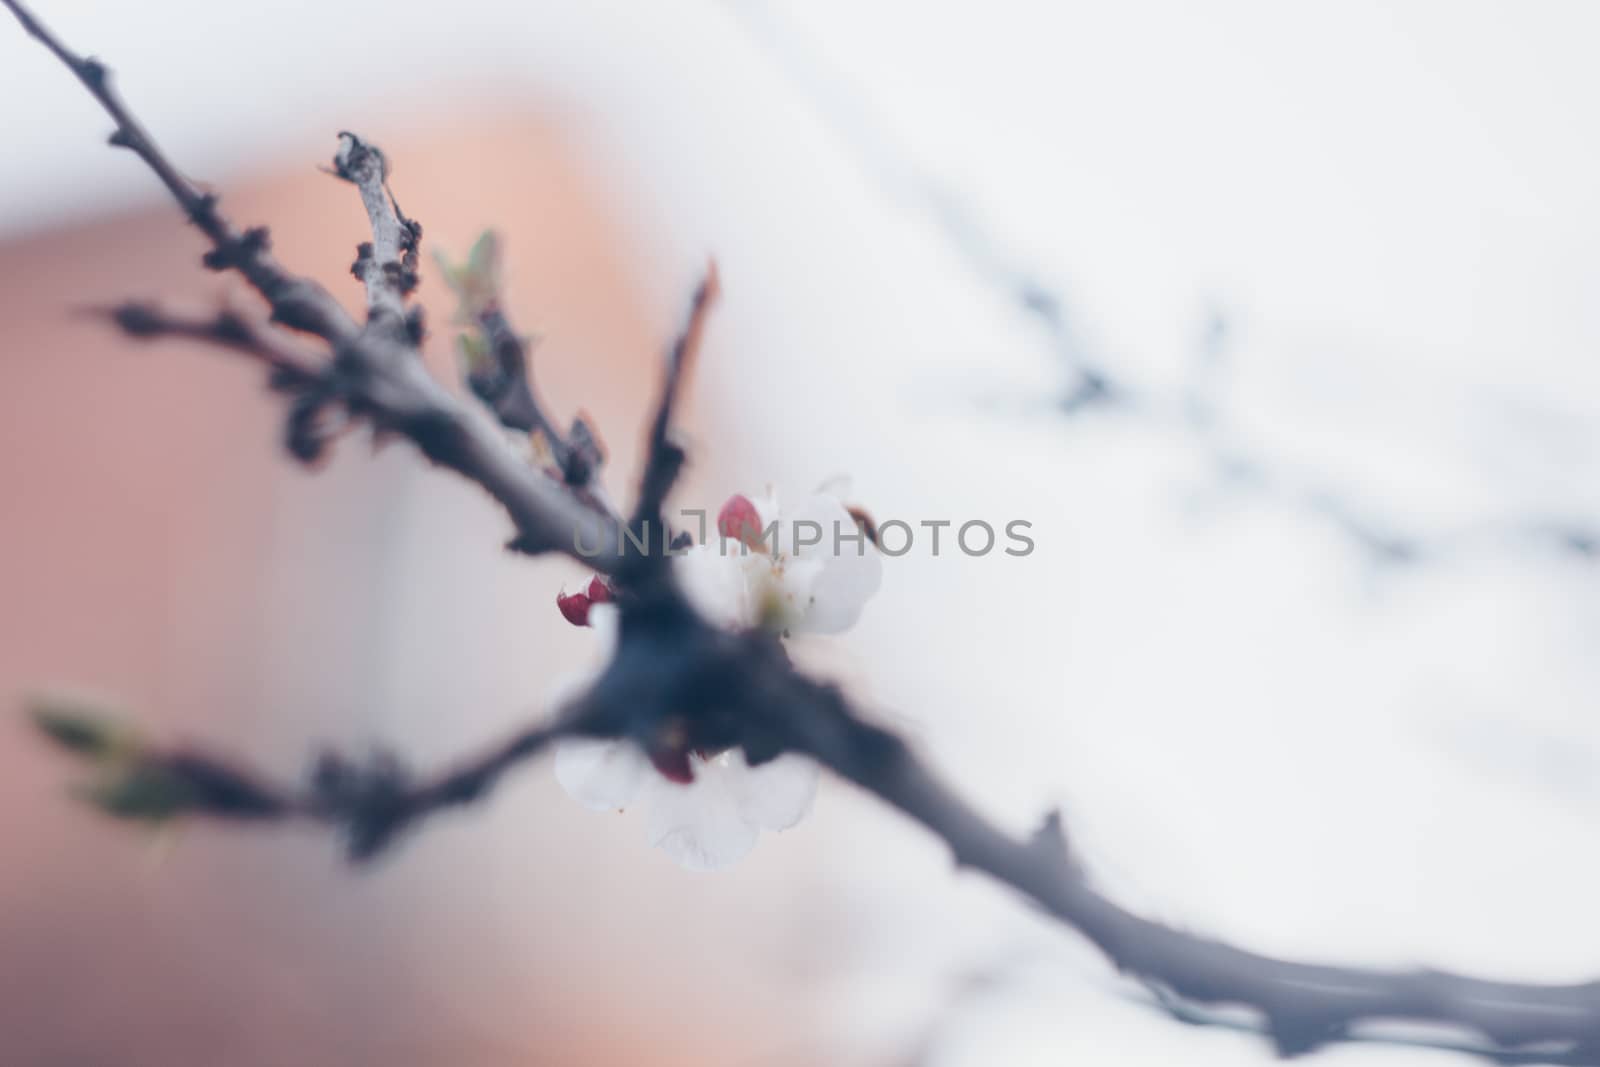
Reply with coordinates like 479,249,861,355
82,302,324,388
332,131,419,331
2,0,626,568
301,711,581,860
1,0,357,341
755,670,1600,1063
631,261,720,534
44,711,581,862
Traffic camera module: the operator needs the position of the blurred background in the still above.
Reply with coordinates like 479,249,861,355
3,1,1600,1064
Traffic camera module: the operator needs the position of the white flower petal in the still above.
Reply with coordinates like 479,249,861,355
587,602,620,651
554,737,648,812
727,751,819,831
777,495,882,634
800,539,882,634
760,555,823,631
781,493,852,561
642,756,760,871
750,487,782,530
674,543,752,629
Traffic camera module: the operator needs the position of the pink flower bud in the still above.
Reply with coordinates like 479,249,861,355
649,746,695,784
717,493,765,548
556,589,592,627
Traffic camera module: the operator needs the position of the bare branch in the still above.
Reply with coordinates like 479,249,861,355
36,582,1600,1060
4,0,629,568
754,672,1600,1064
33,695,583,862
435,232,610,491
1,0,357,342
15,1,1600,1062
103,294,624,561
332,131,420,331
470,308,564,440
84,302,324,388
632,261,720,532
301,712,580,860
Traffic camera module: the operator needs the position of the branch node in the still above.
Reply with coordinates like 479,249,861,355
187,191,220,228
78,55,107,88
350,241,373,280
284,388,342,465
108,301,166,338
404,306,426,346
310,748,414,862
201,225,271,272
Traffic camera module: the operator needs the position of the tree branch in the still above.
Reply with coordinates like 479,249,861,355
752,671,1600,1064
104,292,624,562
3,0,633,568
332,131,420,331
437,233,611,494
470,306,573,455
85,302,324,389
1,0,358,342
631,262,720,534
14,1,1600,1062
35,617,1600,1061
33,696,583,862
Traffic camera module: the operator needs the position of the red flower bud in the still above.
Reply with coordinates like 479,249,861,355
556,589,592,627
586,575,613,604
717,493,765,548
649,747,695,784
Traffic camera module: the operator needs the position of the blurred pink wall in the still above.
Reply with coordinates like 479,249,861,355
0,110,834,1067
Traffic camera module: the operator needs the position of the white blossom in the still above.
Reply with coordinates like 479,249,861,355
550,484,882,870
677,485,883,635
555,736,819,871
